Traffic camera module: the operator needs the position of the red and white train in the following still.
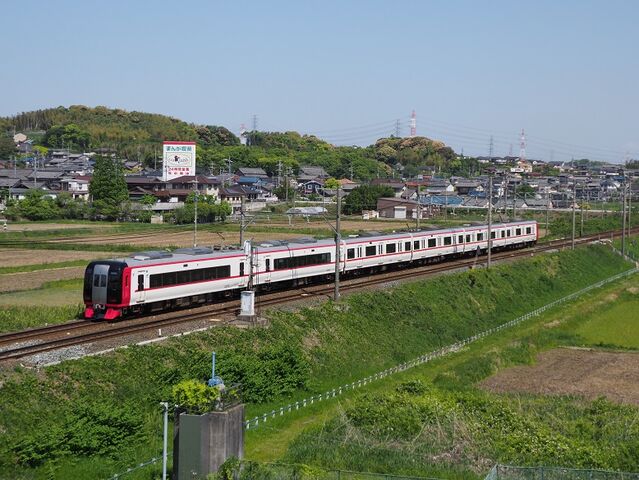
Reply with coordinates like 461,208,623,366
83,220,538,320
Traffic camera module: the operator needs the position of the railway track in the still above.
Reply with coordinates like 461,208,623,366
0,227,637,363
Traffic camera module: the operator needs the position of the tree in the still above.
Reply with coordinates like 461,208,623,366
140,194,157,206
44,124,91,149
14,190,60,220
323,177,339,189
343,185,394,215
273,185,295,202
90,157,129,220
0,135,15,158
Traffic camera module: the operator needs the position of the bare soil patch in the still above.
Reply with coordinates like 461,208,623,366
480,348,639,406
0,249,113,267
0,266,85,292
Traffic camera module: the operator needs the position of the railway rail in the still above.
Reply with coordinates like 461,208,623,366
0,227,637,363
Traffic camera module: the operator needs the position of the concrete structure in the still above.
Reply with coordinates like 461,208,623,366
173,404,244,479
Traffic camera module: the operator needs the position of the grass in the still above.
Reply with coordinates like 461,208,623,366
573,293,639,349
0,244,632,479
0,260,88,275
274,274,639,478
0,278,82,309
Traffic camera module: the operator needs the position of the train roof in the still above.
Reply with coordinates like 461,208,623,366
101,220,536,267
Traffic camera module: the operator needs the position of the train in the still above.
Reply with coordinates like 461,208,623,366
83,220,538,320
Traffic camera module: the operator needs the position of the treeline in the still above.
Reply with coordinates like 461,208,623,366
1,105,477,180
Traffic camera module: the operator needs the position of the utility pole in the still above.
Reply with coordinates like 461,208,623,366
545,191,550,236
487,176,493,268
334,186,341,302
416,184,421,229
239,195,245,246
193,176,198,247
277,159,282,188
622,175,627,257
580,200,584,237
160,402,168,480
571,178,577,250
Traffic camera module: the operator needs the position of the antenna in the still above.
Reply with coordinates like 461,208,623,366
410,110,416,137
395,119,401,137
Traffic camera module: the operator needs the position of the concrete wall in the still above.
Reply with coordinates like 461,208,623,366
173,404,244,479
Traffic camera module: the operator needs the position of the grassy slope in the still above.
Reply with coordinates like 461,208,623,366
0,245,632,479
280,272,639,478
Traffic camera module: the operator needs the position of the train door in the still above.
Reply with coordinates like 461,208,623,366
135,270,147,303
92,264,109,306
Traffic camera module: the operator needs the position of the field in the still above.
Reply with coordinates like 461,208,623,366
0,248,114,268
480,348,639,405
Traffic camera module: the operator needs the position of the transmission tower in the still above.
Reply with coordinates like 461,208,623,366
395,119,401,138
489,135,494,161
519,129,526,162
410,110,416,137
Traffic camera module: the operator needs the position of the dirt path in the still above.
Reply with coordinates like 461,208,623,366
0,266,85,292
480,348,639,405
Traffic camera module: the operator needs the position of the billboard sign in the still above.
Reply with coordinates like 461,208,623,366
162,141,196,181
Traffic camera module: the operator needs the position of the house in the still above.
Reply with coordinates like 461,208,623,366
219,186,263,213
60,178,90,200
370,178,405,198
376,197,423,219
297,166,329,182
236,167,269,179
454,180,480,195
337,178,360,192
298,179,324,195
524,197,553,209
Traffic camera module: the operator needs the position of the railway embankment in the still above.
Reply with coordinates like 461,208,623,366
0,244,633,479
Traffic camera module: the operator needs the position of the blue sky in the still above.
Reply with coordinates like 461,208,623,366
2,0,637,163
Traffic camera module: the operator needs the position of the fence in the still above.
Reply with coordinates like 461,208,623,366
243,267,638,430
485,464,639,480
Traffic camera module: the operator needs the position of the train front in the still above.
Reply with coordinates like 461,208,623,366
83,260,128,320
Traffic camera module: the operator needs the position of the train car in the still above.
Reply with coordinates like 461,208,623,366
83,220,537,320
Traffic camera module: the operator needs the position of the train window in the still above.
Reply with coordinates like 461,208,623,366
386,243,396,254
491,231,496,239
501,231,506,238
458,235,464,243
526,227,532,234
507,230,511,237
365,245,376,256
477,232,484,241
274,253,331,270
164,272,177,285
240,263,245,276
516,228,522,236
414,240,420,250
444,237,452,246
405,241,411,251
192,268,204,282
428,238,436,248
177,271,190,284
138,275,144,291
266,259,270,272
466,234,471,243
347,248,355,259
93,275,100,287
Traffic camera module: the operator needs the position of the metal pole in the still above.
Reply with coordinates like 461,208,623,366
622,176,627,257
334,186,341,301
193,177,198,247
487,176,493,268
416,184,421,229
571,180,577,250
160,402,168,480
545,191,550,237
240,195,245,246
580,201,584,237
